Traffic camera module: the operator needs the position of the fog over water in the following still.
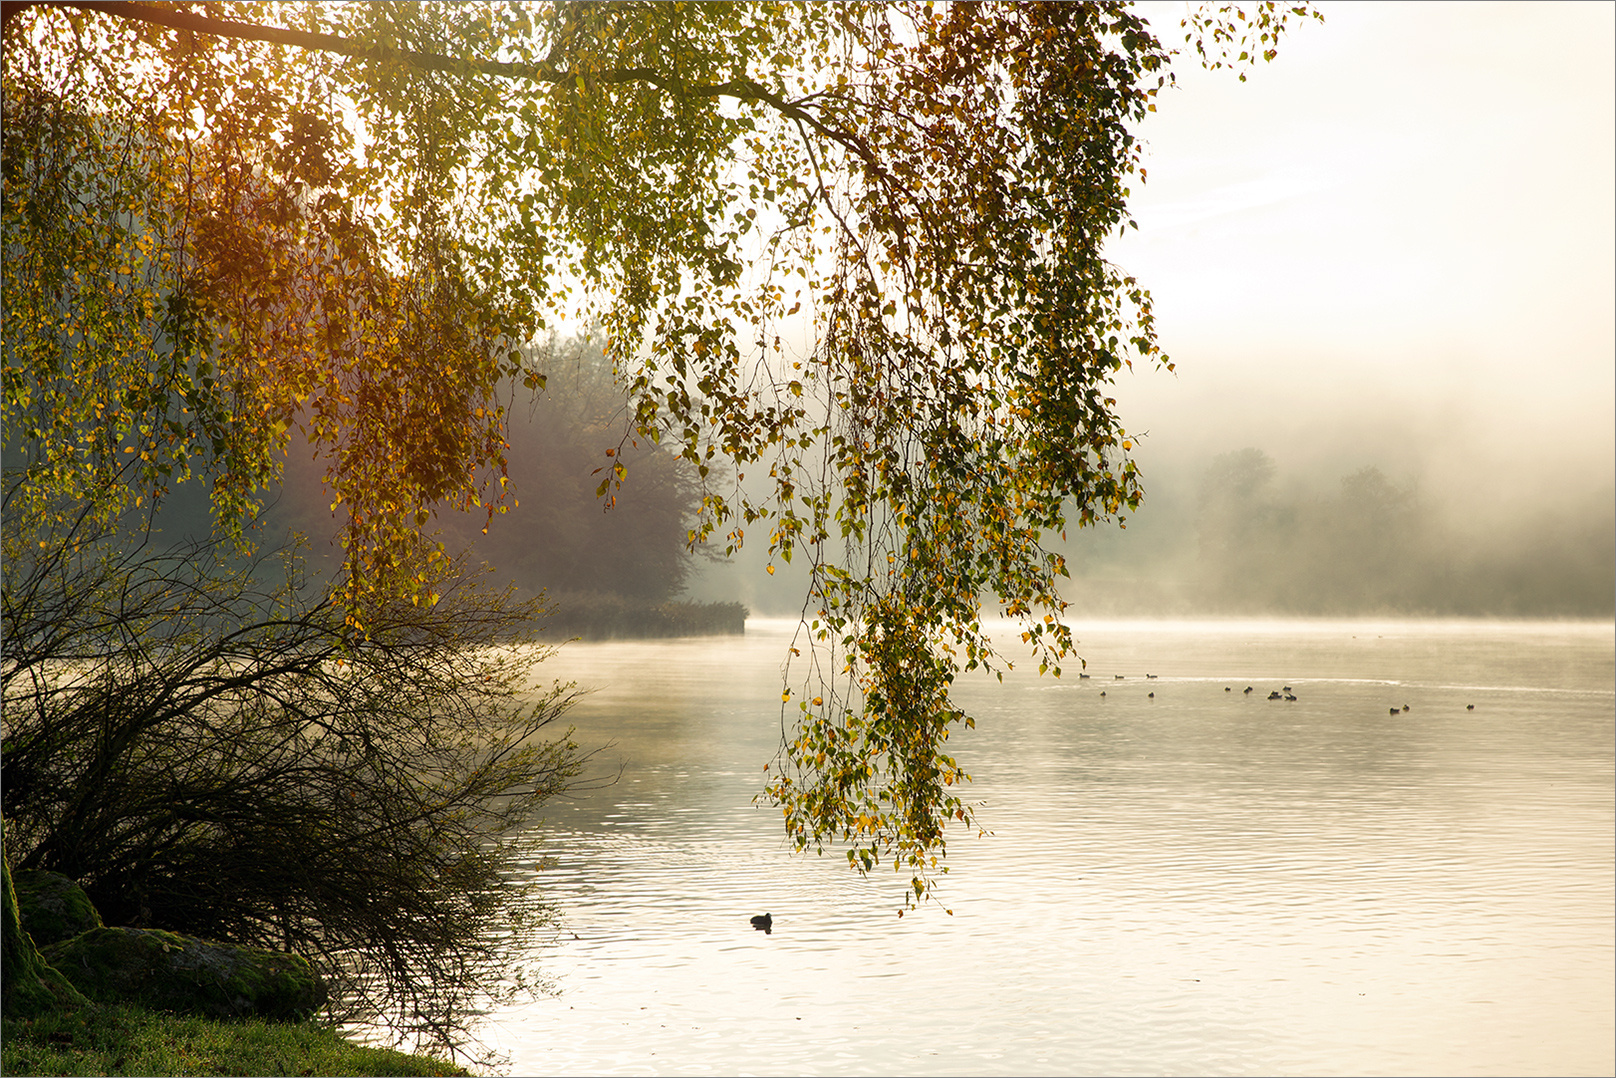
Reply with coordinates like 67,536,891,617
692,2,1615,621
688,384,1615,618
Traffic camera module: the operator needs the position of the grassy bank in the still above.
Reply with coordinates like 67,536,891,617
2,1002,468,1077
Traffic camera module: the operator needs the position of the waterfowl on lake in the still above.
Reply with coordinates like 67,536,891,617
1389,707,1400,715
1225,686,1232,692
1146,674,1158,679
1402,704,1410,712
1099,690,1107,697
1114,674,1125,680
1243,686,1254,695
1284,693,1297,701
750,913,773,933
1467,703,1475,710
1268,691,1282,700
1078,672,1090,679
1148,692,1155,698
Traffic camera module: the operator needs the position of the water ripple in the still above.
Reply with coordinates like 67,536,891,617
471,621,1614,1076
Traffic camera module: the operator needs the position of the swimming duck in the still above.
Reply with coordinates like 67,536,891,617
751,913,773,933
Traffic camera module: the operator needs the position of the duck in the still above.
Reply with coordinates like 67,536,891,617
1148,692,1155,698
1243,686,1254,695
1401,704,1410,713
1466,703,1475,711
1267,691,1282,700
1225,687,1232,692
1146,674,1158,680
1389,707,1400,715
750,913,773,933
1284,693,1297,701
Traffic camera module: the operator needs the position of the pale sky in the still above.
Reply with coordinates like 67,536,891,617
1109,0,1614,500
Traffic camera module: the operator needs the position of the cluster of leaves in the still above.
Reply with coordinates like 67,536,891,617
1183,1,1323,80
2,4,519,627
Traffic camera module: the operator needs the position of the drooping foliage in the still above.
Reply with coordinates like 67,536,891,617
3,1,1319,900
2,7,517,627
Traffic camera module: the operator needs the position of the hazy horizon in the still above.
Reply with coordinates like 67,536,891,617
687,2,1614,621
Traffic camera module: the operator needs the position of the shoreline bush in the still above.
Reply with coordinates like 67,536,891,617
1,518,584,1057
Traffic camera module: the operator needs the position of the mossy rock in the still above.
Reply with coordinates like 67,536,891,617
2,824,89,1018
44,926,327,1021
11,869,103,947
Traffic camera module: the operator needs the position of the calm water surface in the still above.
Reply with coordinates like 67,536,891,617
480,619,1613,1076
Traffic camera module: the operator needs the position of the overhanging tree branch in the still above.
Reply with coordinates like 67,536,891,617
51,0,548,79
7,0,1323,924
46,1,888,171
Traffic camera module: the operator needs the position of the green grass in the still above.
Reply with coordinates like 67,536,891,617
2,1001,470,1077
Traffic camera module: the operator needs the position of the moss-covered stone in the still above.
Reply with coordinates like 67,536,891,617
11,869,103,947
1,822,90,1018
44,926,328,1021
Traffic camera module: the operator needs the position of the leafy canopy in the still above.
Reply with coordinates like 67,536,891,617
2,0,1318,899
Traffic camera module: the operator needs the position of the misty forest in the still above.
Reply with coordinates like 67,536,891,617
1055,446,1614,617
3,2,1611,1076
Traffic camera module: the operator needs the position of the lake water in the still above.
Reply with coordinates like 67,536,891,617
480,619,1613,1076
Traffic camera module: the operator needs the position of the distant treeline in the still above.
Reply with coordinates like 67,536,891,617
1061,447,1614,617
537,593,747,640
428,337,718,618
185,335,748,638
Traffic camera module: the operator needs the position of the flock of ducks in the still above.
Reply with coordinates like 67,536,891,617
1077,673,1476,713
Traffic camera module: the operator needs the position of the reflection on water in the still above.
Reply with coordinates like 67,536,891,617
481,620,1613,1076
